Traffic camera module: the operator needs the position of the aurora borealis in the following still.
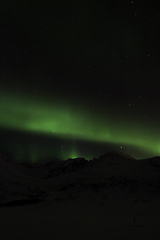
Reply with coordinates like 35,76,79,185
0,90,160,161
1,1,160,162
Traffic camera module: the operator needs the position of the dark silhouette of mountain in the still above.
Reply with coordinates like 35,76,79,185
100,151,135,160
0,151,160,206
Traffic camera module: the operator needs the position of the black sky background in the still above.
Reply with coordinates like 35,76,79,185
1,0,160,162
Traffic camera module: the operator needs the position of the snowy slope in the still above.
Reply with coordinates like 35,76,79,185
0,151,160,205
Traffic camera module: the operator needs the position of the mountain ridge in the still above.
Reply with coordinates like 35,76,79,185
0,151,160,205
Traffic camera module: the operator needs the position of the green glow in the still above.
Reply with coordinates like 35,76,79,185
63,145,80,160
0,91,160,160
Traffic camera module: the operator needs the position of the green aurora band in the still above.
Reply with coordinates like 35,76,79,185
0,91,160,160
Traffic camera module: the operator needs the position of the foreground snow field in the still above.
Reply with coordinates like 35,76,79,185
0,201,160,240
0,151,160,239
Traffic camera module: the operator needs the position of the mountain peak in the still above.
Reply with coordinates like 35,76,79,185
108,151,135,159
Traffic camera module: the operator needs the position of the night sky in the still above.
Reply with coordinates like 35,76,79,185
1,0,160,162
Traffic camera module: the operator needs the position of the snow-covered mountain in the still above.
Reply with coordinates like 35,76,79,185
0,151,160,206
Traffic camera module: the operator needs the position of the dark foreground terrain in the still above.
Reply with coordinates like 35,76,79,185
0,151,160,240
